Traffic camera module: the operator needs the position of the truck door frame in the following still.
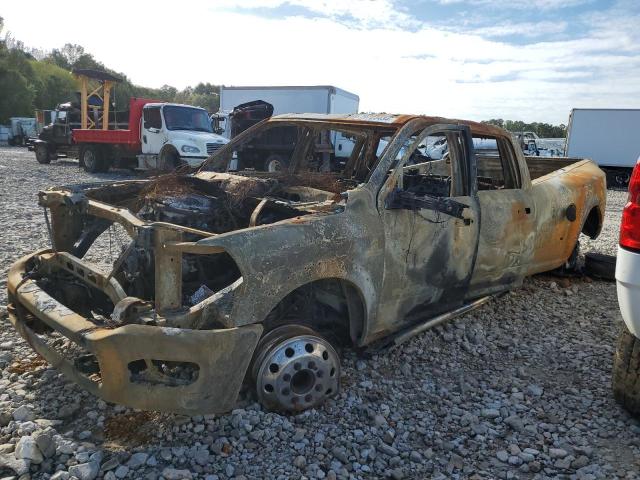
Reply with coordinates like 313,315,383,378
467,135,535,297
370,121,481,336
141,105,165,155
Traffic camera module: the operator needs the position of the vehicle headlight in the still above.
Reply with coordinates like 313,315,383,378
181,145,200,154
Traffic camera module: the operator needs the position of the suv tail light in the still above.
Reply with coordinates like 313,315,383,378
620,160,640,251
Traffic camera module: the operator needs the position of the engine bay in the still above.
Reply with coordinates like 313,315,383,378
35,171,350,322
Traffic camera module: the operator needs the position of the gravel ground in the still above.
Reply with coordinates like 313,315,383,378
0,146,637,480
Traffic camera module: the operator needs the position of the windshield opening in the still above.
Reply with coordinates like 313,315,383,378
200,121,399,186
163,106,213,133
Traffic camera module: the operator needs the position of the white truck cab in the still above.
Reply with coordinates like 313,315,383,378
139,103,228,169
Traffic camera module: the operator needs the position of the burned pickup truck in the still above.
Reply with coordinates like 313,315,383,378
7,113,606,415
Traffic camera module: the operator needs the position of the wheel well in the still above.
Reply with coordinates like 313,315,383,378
263,279,366,347
161,144,179,154
582,206,602,239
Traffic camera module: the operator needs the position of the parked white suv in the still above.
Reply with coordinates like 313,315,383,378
613,157,640,416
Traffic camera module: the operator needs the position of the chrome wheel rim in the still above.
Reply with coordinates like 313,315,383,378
267,159,283,172
615,172,630,186
254,329,340,412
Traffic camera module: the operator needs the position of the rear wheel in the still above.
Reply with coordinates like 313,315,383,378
251,325,340,412
614,171,631,189
35,144,51,164
81,145,107,173
264,154,288,173
613,325,640,417
605,168,632,189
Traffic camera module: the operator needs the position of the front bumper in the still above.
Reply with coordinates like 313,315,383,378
7,250,262,415
181,155,207,167
616,246,640,338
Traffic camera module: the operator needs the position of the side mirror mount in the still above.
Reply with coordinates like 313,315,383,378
385,188,468,220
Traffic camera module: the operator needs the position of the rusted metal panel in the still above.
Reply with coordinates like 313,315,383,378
155,228,183,312
8,252,262,414
6,112,606,414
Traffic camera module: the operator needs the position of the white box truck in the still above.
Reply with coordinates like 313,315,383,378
219,85,359,118
214,86,359,171
565,108,640,187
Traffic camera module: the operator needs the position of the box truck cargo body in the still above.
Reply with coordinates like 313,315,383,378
219,85,359,117
566,108,640,187
216,86,360,172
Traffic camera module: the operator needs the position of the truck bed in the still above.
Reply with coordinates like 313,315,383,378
525,156,589,181
72,128,139,146
477,155,590,184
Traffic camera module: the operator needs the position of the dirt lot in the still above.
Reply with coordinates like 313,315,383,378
0,146,638,480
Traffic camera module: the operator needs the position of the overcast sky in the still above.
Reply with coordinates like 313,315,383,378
2,0,639,124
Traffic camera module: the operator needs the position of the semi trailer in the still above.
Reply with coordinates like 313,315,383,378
565,108,640,187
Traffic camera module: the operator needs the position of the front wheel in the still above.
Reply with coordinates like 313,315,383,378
613,325,640,417
35,144,51,164
159,146,181,171
251,325,340,412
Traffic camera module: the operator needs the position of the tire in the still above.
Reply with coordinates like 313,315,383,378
159,146,181,171
251,325,340,412
264,154,289,173
612,325,640,417
553,241,580,276
605,169,631,189
81,145,107,173
614,171,631,189
584,252,616,280
35,144,51,164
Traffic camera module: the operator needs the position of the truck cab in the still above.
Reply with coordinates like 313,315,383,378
139,103,228,169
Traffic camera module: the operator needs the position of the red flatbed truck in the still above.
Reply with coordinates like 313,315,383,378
33,69,228,172
73,97,228,172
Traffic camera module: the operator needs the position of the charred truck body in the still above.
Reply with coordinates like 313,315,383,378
7,113,606,415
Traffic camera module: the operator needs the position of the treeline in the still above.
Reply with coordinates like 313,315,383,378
481,119,566,138
0,17,221,123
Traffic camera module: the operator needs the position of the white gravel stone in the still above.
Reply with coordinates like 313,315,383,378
14,435,43,463
549,448,569,459
0,148,635,479
114,465,129,478
68,461,100,480
50,471,71,480
11,406,34,422
0,452,29,475
162,467,193,479
126,452,148,469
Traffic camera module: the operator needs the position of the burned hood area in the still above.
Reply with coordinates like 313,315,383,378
33,170,348,325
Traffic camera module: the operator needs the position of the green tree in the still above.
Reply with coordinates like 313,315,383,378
483,118,567,138
0,19,37,122
0,28,224,122
30,60,77,110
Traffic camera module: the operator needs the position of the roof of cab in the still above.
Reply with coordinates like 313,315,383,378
270,112,508,137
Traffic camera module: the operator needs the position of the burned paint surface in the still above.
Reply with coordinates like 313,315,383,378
6,114,606,414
